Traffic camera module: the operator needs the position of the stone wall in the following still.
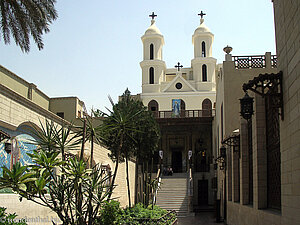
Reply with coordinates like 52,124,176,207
225,0,300,224
0,83,136,224
273,0,300,224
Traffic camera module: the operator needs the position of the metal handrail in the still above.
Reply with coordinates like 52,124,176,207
153,168,161,205
188,168,193,197
153,109,215,118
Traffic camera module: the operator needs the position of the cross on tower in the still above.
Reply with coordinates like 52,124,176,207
175,62,183,71
198,11,206,19
149,12,157,20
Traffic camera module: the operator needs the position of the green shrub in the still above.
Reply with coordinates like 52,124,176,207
97,200,123,225
97,202,176,225
0,207,27,225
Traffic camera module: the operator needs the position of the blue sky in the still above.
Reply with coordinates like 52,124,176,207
0,0,276,112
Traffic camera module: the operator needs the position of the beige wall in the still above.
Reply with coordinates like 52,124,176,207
0,65,49,110
216,53,278,144
273,0,300,224
215,52,278,221
0,75,136,224
142,93,215,111
49,97,77,122
221,0,300,224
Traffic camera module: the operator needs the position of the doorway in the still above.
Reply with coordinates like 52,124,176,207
172,151,182,173
198,180,208,205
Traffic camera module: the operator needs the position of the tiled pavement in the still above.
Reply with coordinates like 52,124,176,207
177,212,225,225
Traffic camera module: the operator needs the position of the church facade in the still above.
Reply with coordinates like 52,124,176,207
139,13,218,209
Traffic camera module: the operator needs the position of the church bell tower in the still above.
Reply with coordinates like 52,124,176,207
191,11,216,91
140,12,166,93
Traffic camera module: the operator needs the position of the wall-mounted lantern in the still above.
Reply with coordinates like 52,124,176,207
240,92,254,120
216,146,227,170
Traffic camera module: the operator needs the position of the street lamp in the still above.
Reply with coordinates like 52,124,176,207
240,92,254,120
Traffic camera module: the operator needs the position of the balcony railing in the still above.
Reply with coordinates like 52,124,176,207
152,109,215,119
233,54,277,69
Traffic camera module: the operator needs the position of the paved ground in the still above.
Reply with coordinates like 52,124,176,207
177,212,225,225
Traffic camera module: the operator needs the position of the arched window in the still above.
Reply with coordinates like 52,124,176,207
148,100,159,117
202,41,206,57
202,98,212,117
180,99,186,117
202,64,207,82
150,44,154,60
180,99,186,111
149,67,154,84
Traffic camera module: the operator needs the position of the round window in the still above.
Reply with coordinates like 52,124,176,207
175,82,182,89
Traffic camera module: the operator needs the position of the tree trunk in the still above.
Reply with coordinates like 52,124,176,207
80,118,86,160
125,152,131,207
108,154,119,200
134,155,139,204
90,133,94,168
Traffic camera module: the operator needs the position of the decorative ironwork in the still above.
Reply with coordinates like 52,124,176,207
271,55,277,68
149,12,157,20
0,130,10,142
242,71,284,120
266,94,281,210
216,146,226,170
240,92,254,120
198,11,206,19
233,55,265,69
222,134,240,148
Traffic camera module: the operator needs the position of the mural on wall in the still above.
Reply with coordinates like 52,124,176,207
172,99,181,117
0,126,36,175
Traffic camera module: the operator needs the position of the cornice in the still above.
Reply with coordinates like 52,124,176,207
0,83,68,125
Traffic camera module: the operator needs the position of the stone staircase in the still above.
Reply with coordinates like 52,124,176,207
156,173,189,217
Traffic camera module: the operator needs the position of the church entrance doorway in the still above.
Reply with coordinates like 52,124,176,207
198,180,208,205
171,150,182,173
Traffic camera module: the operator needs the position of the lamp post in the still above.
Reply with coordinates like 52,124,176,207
240,92,254,120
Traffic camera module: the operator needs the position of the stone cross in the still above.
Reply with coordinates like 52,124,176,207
175,62,183,71
149,12,157,20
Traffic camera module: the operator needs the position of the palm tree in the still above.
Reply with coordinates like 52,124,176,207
99,94,142,204
0,0,58,52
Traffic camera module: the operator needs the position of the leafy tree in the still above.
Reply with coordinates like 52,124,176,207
0,207,27,225
98,89,160,207
98,94,142,205
0,0,58,52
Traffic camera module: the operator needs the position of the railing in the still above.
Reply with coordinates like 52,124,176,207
153,168,161,205
153,109,215,119
233,55,265,69
271,55,277,68
187,168,193,214
233,54,277,69
188,168,193,197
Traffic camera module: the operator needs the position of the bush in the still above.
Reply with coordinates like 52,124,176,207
97,200,123,225
97,202,176,225
0,207,27,225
